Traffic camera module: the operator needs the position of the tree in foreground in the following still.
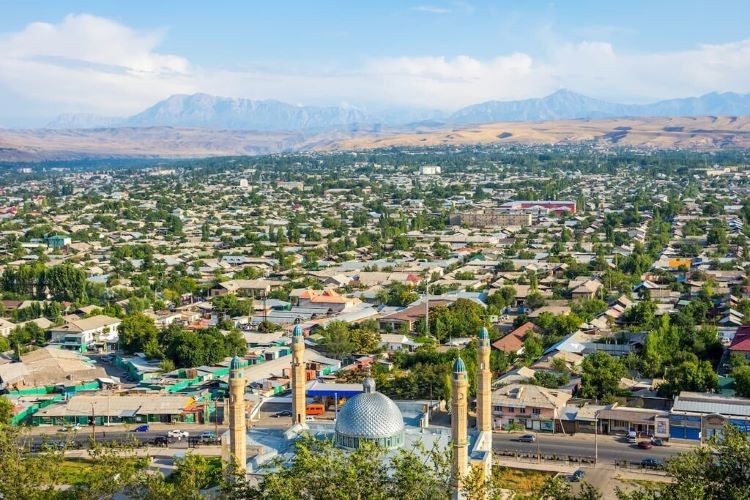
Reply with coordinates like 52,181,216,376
224,436,456,499
536,476,602,500
617,424,750,499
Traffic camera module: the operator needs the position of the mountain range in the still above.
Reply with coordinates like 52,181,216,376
44,89,750,132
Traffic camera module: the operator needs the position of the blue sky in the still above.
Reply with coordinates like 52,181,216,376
1,1,750,124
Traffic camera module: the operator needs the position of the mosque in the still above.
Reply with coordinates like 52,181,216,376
222,325,494,497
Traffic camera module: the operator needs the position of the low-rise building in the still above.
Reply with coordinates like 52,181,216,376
670,391,750,441
48,315,121,352
491,384,571,432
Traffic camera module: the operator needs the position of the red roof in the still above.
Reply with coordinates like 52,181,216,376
730,326,750,351
491,322,542,353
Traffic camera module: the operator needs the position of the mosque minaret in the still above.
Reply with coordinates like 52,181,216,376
228,355,247,471
451,356,469,498
291,324,307,425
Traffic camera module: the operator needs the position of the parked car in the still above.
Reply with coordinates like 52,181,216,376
571,469,585,482
641,458,663,469
517,434,537,443
133,424,150,432
305,416,315,422
637,441,653,449
152,436,168,446
273,410,293,418
651,438,668,446
627,436,637,444
167,429,189,439
200,431,217,442
59,423,81,432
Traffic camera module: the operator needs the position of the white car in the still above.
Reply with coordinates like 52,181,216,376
59,423,82,432
305,416,315,422
167,429,189,439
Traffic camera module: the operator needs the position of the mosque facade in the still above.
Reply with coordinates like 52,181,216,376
223,324,493,497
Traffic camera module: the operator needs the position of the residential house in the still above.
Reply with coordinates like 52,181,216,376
491,383,572,432
48,314,121,352
377,300,452,333
569,278,603,300
491,322,541,355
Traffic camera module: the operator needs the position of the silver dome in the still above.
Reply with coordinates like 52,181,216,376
335,385,405,449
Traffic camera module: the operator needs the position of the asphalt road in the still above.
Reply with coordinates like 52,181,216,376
492,432,690,464
20,426,226,450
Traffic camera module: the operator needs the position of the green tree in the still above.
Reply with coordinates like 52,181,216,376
580,351,626,401
733,365,750,397
658,357,718,398
618,425,750,499
523,334,543,364
0,397,13,425
225,436,452,500
320,321,355,359
538,475,601,499
118,313,159,354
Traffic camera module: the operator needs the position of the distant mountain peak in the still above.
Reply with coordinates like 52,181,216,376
45,89,750,131
450,89,750,123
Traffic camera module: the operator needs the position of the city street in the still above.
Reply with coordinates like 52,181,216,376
22,416,696,467
492,432,693,464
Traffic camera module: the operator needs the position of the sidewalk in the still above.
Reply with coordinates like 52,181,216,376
24,422,226,435
64,445,224,459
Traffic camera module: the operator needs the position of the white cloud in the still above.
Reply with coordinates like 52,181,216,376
0,13,196,115
411,5,452,14
2,13,750,119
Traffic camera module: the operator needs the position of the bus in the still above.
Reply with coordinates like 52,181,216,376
306,403,325,416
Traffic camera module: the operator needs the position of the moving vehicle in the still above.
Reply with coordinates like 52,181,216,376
167,429,189,439
641,458,663,469
152,436,168,446
273,410,293,418
200,431,217,442
59,423,82,432
306,404,325,416
627,430,637,443
571,469,585,482
133,424,150,432
637,441,653,449
305,416,315,422
651,438,668,446
517,434,537,443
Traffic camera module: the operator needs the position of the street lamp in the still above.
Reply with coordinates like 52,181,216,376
537,432,541,463
594,412,599,465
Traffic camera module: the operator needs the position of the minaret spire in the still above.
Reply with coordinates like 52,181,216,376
451,356,469,498
477,327,492,432
291,325,307,425
228,355,247,472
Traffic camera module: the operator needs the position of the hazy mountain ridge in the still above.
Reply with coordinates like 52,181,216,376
45,90,750,132
450,89,750,123
45,94,446,132
123,94,383,131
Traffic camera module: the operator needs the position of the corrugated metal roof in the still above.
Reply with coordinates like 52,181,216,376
672,399,750,417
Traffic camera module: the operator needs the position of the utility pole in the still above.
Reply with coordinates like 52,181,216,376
594,414,598,465
425,282,429,338
537,433,541,463
91,403,96,444
214,401,219,441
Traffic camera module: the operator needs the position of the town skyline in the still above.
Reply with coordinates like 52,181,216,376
3,1,750,125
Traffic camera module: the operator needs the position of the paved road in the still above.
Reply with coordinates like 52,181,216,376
492,432,691,464
20,426,225,450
